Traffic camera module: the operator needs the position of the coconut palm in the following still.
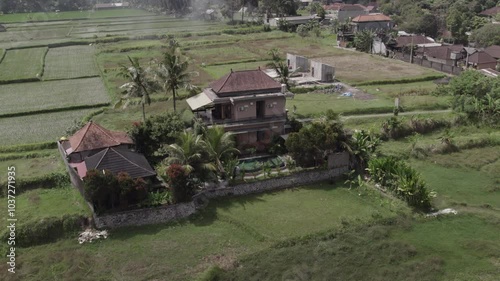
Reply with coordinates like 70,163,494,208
204,126,240,177
118,56,157,121
164,131,216,179
156,41,196,112
266,48,294,89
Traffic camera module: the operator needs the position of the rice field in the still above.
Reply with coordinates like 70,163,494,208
43,46,100,80
0,77,109,116
0,108,97,146
0,47,47,82
0,9,154,23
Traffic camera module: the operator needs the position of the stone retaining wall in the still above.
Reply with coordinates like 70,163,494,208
93,164,350,229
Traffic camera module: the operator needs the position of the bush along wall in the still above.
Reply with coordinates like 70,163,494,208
367,157,434,212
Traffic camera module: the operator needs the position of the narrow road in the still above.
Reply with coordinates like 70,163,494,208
342,109,452,120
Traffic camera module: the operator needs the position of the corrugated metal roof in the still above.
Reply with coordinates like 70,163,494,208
69,121,133,153
85,147,156,179
210,69,282,95
186,91,214,110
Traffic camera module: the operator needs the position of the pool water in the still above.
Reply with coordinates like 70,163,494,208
238,156,285,173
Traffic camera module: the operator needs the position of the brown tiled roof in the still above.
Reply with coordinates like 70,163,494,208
480,6,500,16
484,45,500,59
85,147,156,179
210,69,282,95
352,14,391,22
448,44,465,52
424,46,452,60
341,4,366,11
69,121,133,153
395,35,433,48
468,51,497,64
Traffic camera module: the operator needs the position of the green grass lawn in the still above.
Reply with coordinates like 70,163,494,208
5,182,404,281
0,47,47,82
218,214,500,281
211,183,397,240
43,46,100,80
0,77,109,116
359,81,439,98
0,108,98,146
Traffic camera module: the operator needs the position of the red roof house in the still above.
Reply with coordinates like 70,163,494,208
187,69,288,151
67,121,133,154
351,14,393,32
479,6,500,17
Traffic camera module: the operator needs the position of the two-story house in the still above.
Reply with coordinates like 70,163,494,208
186,69,287,151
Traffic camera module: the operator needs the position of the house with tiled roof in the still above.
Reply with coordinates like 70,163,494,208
421,45,465,66
484,45,500,60
324,3,368,22
351,13,393,32
186,69,288,151
467,51,497,70
60,121,156,180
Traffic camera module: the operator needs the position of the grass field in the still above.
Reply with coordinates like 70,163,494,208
0,77,109,116
316,54,441,84
0,9,154,23
0,108,98,146
3,182,403,281
43,46,100,80
0,186,90,226
0,47,47,82
0,156,64,179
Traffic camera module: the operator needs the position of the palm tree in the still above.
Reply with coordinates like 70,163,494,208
353,30,375,53
156,41,196,112
164,131,216,179
266,48,294,89
204,126,240,177
118,56,157,121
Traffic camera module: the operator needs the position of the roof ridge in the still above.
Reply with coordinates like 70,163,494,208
72,122,92,153
110,147,154,174
94,147,110,168
216,71,234,93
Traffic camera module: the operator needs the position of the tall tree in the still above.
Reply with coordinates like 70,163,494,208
156,41,195,112
118,56,157,122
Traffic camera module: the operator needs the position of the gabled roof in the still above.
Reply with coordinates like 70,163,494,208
340,4,366,11
352,14,391,22
68,121,133,153
424,46,451,60
395,35,434,48
468,51,497,64
210,69,282,95
484,45,500,59
85,147,156,179
480,6,500,16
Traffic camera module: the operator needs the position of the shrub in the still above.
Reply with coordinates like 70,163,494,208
167,164,193,203
128,112,185,165
367,157,433,211
83,170,148,213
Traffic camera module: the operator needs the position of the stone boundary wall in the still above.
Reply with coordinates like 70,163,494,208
93,155,351,229
57,141,95,213
393,52,462,75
